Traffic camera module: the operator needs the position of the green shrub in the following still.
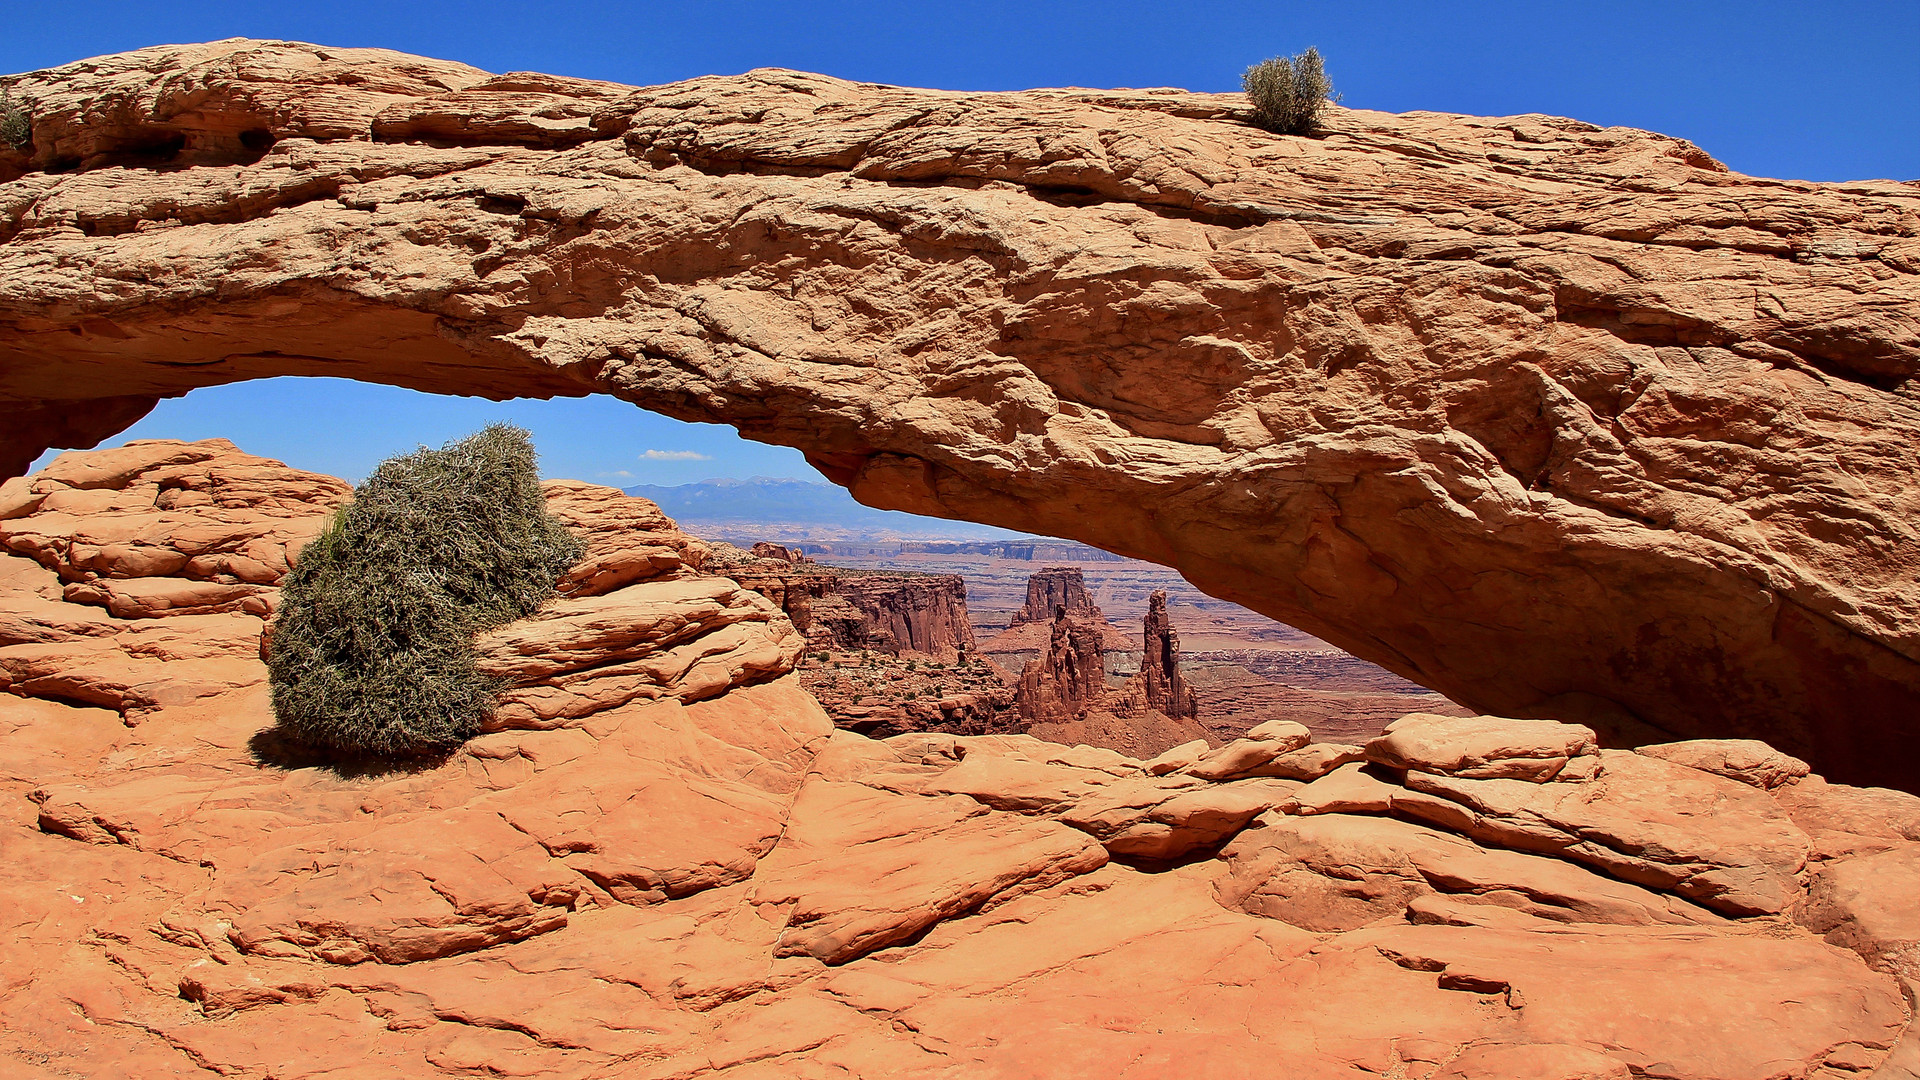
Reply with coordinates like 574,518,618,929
1242,47,1338,135
268,424,584,757
0,88,30,151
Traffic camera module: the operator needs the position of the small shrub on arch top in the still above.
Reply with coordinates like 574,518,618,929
1243,47,1339,135
0,88,30,151
268,424,584,757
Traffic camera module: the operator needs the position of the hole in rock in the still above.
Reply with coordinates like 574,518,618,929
24,377,1463,757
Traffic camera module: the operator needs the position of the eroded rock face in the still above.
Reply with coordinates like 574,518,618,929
1016,607,1109,722
4,521,1920,1079
2,42,1916,783
1008,566,1099,628
0,440,803,732
716,549,976,660
1134,588,1195,721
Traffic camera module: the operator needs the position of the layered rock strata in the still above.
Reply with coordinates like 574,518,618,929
1009,566,1100,628
3,443,1920,1077
709,544,1019,736
5,632,1919,1075
1131,588,1196,721
980,565,1135,659
714,545,975,660
1016,594,1214,758
0,440,803,734
3,42,1915,781
1016,606,1111,723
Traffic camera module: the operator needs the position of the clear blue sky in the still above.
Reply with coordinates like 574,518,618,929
10,1,1917,483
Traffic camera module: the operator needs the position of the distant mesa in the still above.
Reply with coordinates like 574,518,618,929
1009,566,1100,628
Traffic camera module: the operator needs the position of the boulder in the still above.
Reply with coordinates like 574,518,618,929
1365,713,1599,782
1143,739,1209,776
1185,723,1314,781
1287,761,1401,815
1635,738,1810,789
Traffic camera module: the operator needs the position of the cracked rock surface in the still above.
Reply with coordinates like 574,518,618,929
1,41,1917,785
2,441,1919,1077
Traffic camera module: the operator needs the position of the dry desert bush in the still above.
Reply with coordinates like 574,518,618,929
268,424,583,757
1243,47,1339,135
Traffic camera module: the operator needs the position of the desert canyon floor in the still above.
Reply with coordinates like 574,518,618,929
2,36,1919,1080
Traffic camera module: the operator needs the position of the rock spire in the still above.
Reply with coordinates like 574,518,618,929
1137,590,1196,721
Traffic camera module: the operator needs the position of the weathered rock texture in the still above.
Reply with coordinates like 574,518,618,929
1009,565,1100,628
1016,607,1111,723
714,546,975,660
1,41,1918,784
1134,588,1196,720
1015,589,1214,758
709,544,1019,737
0,440,804,734
4,444,1920,1077
976,564,1135,662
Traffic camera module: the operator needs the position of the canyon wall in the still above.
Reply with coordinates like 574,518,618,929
717,554,974,660
1,42,1917,783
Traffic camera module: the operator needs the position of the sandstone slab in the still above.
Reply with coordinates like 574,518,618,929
748,780,1108,964
1365,712,1599,781
1635,738,1811,789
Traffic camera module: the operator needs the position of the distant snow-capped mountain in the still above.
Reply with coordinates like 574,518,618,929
621,477,1033,541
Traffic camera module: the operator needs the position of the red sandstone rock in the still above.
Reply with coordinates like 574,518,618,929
1800,846,1920,994
4,667,1918,1075
749,541,804,564
1015,607,1108,722
1635,737,1811,790
0,439,347,621
1,446,1919,1073
1007,566,1098,628
1399,750,1811,916
1,42,1917,784
748,780,1107,964
980,565,1134,657
1183,721,1313,781
1288,761,1402,815
1010,580,1214,758
1143,738,1208,775
1021,705,1215,761
716,548,977,660
1366,712,1600,781
1134,588,1195,721
475,576,803,725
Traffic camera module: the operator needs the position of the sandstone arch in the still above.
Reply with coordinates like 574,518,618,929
1,41,1916,786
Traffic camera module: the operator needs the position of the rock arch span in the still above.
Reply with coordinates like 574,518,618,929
1,41,1917,786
